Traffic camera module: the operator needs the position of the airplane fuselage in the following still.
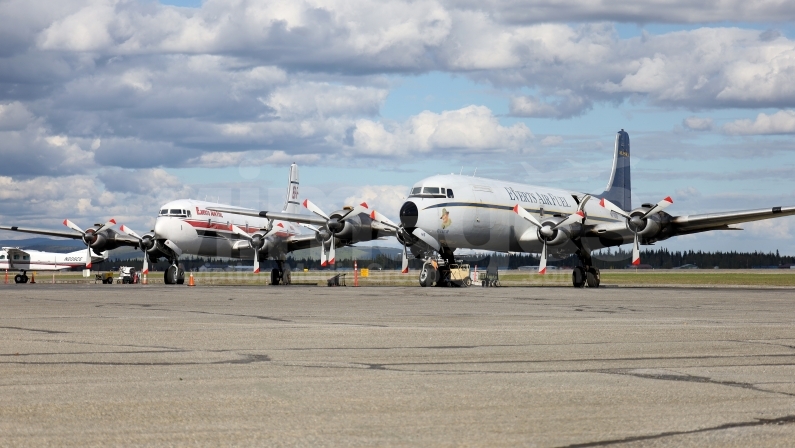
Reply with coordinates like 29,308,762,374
0,247,103,271
154,199,301,259
402,175,628,255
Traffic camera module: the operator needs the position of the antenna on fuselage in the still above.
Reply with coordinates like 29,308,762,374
459,166,463,175
472,168,477,177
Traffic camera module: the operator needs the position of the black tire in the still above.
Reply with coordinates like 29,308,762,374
14,274,23,284
176,267,185,285
165,265,178,285
419,265,437,287
463,277,472,287
271,268,280,286
572,266,586,288
586,267,600,288
22,275,28,284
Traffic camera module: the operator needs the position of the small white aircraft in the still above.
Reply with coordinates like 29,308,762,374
120,164,393,285
0,246,108,283
370,129,795,288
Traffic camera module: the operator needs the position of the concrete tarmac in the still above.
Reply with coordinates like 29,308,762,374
1,284,795,446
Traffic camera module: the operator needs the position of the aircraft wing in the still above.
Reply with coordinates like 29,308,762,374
0,225,82,239
207,206,328,226
672,206,795,234
285,234,320,253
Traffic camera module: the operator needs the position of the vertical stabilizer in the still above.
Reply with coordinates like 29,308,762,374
283,163,300,214
599,129,631,212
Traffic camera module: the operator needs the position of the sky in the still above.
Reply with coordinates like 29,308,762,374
2,0,795,256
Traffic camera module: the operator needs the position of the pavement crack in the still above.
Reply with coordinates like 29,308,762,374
559,415,795,447
598,368,795,397
0,326,69,334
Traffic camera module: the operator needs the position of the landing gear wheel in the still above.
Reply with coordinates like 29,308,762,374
572,266,586,288
165,265,178,285
176,266,185,285
463,277,472,287
270,268,280,286
586,267,601,288
419,266,437,287
14,274,24,284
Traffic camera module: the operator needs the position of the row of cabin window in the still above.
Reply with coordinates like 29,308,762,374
159,209,192,218
0,254,30,260
410,187,455,198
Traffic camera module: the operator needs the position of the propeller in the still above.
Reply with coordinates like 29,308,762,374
119,224,156,275
62,218,116,269
599,196,673,266
230,222,275,273
370,210,409,273
302,199,369,266
513,197,589,274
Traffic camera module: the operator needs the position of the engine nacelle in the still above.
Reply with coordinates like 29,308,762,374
539,217,583,246
627,206,673,242
328,209,379,244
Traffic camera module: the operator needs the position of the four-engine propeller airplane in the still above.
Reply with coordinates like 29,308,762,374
119,163,394,284
370,129,795,288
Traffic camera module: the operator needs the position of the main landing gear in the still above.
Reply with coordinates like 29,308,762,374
14,270,29,284
270,261,291,286
572,249,600,288
164,261,185,285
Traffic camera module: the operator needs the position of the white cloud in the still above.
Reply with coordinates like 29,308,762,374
264,82,387,119
540,135,563,146
683,116,713,131
347,105,533,156
723,110,795,135
344,185,408,218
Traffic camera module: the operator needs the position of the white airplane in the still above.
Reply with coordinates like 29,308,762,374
120,163,393,285
0,246,108,283
370,129,795,288
0,219,137,271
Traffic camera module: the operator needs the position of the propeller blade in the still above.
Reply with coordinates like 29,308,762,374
538,241,547,275
578,194,592,211
119,224,142,240
253,247,260,274
632,233,641,266
230,225,253,241
513,204,543,228
598,198,631,219
328,236,336,265
370,210,399,229
401,244,409,274
63,219,85,235
320,240,327,267
411,228,440,252
142,252,149,275
302,199,329,220
552,210,585,231
341,202,369,220
85,245,92,269
641,196,674,219
95,218,117,234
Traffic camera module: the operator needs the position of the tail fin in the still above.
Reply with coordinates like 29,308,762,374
599,129,631,212
282,163,300,214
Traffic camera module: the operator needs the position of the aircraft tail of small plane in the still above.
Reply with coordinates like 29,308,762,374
598,129,631,212
282,163,301,214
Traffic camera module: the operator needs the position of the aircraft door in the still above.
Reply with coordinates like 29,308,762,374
464,185,494,247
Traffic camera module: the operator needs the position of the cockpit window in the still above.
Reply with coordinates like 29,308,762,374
447,189,454,198
160,209,167,216
170,209,183,216
411,187,421,195
409,186,448,198
187,210,192,218
423,187,440,195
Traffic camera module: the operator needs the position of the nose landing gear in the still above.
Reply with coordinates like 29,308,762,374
164,262,185,285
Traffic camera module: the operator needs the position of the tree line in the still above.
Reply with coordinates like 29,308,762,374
94,248,795,272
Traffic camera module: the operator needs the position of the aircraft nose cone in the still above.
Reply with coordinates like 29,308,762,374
399,201,418,229
154,218,168,238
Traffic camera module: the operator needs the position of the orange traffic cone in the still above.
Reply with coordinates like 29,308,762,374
188,273,195,287
30,272,36,284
